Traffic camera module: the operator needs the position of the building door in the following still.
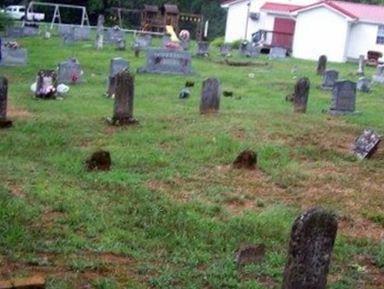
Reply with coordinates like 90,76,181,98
272,18,296,49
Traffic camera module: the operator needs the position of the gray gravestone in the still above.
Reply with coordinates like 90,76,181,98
62,27,75,45
6,27,24,38
353,129,381,160
293,77,310,113
196,41,210,57
133,34,152,55
35,70,58,99
282,207,338,289
200,78,220,114
269,47,286,59
239,42,259,58
116,39,126,51
74,26,91,41
357,55,365,76
58,25,72,36
220,44,232,57
372,65,384,84
23,25,39,37
322,69,339,90
105,26,124,44
317,55,327,75
329,80,356,115
107,58,129,98
110,70,137,125
357,77,371,93
162,35,171,48
181,39,190,51
138,48,192,75
96,15,104,50
0,76,12,128
0,47,27,66
58,58,83,84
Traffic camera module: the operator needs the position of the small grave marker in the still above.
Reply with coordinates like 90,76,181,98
96,15,104,50
357,77,371,93
329,80,356,115
196,41,209,57
372,65,384,84
200,78,220,114
317,55,327,75
0,46,27,66
239,42,259,57
220,44,232,57
35,70,58,99
353,129,381,160
293,77,310,113
57,58,83,85
105,26,124,44
269,47,286,59
0,76,12,128
321,69,339,90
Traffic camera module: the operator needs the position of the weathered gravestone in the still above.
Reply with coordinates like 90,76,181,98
105,26,124,45
109,71,137,125
107,58,129,98
57,58,83,84
74,26,91,41
329,80,356,115
200,78,220,114
133,34,152,56
293,77,310,113
116,38,126,51
239,42,259,58
138,49,192,75
372,65,384,84
317,55,327,75
0,46,27,66
6,27,24,38
353,129,381,160
357,77,371,93
357,55,365,76
23,25,39,37
220,44,232,57
269,47,286,59
321,69,339,90
196,41,210,57
58,25,72,37
282,207,338,289
95,15,104,50
0,76,12,128
62,27,75,45
35,70,58,99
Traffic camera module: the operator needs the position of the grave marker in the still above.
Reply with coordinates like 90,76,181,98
373,65,384,84
353,129,381,160
293,77,310,113
105,26,124,44
35,70,58,99
133,34,152,56
200,78,220,114
0,76,12,128
282,207,338,289
0,46,27,66
57,58,83,85
96,15,104,50
317,55,327,75
321,69,339,90
6,27,24,38
329,80,356,115
220,44,232,57
269,47,286,59
357,55,365,76
357,77,371,93
107,58,129,98
196,41,209,57
239,42,259,57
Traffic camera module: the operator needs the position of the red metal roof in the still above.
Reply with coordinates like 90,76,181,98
261,2,304,13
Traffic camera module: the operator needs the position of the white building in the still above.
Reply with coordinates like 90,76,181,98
221,0,384,62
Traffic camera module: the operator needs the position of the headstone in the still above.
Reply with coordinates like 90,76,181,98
200,78,220,114
269,47,286,59
293,77,310,113
357,55,365,76
35,70,58,99
372,65,384,84
23,25,39,37
109,71,137,125
96,15,104,50
138,48,193,75
180,39,190,51
317,55,327,75
62,27,75,45
105,26,124,44
57,58,83,85
239,42,259,58
353,129,381,160
107,58,129,98
162,35,171,48
196,41,209,57
0,46,27,66
357,77,371,93
329,80,356,115
282,207,338,289
58,25,72,37
220,44,232,57
74,26,91,41
6,27,24,38
321,69,339,90
133,34,152,56
0,76,12,128
116,38,126,51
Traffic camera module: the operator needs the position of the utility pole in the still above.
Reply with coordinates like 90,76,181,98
244,1,251,40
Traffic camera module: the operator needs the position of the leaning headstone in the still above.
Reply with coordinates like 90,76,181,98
200,78,220,114
57,58,83,85
353,129,381,160
357,55,365,76
293,77,310,113
357,77,371,93
329,80,356,115
282,207,338,289
138,48,193,75
0,46,27,66
220,44,232,57
196,41,210,57
317,55,327,75
35,70,58,99
107,58,129,98
372,65,384,84
269,47,286,59
0,76,12,128
109,71,137,125
321,69,339,90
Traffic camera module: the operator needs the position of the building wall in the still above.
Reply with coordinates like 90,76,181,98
224,1,250,42
347,23,384,60
292,7,350,62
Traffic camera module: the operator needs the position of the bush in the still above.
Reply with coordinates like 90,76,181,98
0,12,13,32
211,36,225,48
230,39,243,49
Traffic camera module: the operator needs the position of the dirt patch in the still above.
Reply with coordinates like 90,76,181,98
233,150,257,170
8,105,32,119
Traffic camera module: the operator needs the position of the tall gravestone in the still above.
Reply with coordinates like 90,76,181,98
96,15,104,50
329,80,357,115
357,55,365,76
200,78,220,114
110,71,137,125
321,70,339,90
293,77,310,113
282,207,338,289
317,55,327,75
35,70,58,99
0,76,12,128
107,58,129,98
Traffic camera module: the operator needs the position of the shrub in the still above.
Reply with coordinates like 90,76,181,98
211,36,225,48
0,12,13,31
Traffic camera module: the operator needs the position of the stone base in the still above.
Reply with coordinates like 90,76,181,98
328,109,361,116
319,85,333,91
107,117,138,126
0,119,13,129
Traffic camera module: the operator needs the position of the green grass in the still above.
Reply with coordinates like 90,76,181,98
0,34,383,289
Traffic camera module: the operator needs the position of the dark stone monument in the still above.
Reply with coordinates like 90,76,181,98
200,78,220,114
329,80,356,115
109,71,137,125
138,48,193,75
57,58,83,84
233,150,257,170
357,55,365,76
372,65,384,84
321,69,339,90
220,44,232,57
353,129,381,160
282,207,338,289
293,77,310,113
86,150,111,171
269,47,287,59
35,70,58,99
0,46,27,66
317,55,327,75
196,41,209,57
235,244,266,267
357,77,371,93
107,58,129,98
0,76,12,128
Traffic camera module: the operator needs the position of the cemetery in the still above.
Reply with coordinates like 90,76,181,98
0,14,383,289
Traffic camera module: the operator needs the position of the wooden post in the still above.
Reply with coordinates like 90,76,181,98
0,76,12,128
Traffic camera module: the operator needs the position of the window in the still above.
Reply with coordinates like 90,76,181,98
377,25,384,44
19,8,25,12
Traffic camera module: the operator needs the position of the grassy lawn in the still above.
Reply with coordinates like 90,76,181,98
0,34,383,289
